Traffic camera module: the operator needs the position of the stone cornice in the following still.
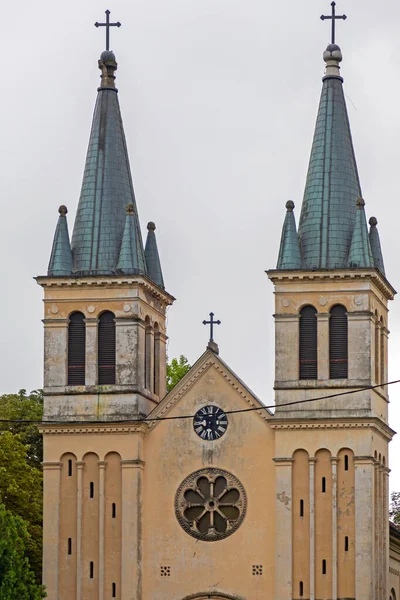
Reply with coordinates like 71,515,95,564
266,267,396,300
39,422,148,435
270,417,395,440
36,274,175,306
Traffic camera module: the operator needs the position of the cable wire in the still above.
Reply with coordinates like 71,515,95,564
0,379,398,425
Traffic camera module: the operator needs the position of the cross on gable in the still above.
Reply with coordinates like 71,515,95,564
203,312,221,343
320,2,347,45
95,9,121,51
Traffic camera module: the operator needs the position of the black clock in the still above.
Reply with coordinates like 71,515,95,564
193,405,228,440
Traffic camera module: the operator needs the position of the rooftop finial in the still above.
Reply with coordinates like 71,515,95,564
286,200,295,212
369,216,378,227
320,2,347,45
356,197,365,209
59,205,68,216
147,221,156,231
126,203,134,215
95,10,121,52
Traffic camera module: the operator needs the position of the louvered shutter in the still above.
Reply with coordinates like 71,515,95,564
299,306,318,379
68,312,86,385
98,311,116,384
329,305,348,379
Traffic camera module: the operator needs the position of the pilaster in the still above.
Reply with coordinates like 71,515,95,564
43,318,69,388
317,313,330,380
84,318,98,386
347,311,373,381
42,461,62,600
309,457,316,600
76,460,84,600
274,457,293,600
121,459,145,600
331,457,339,600
98,460,107,600
355,456,375,600
274,314,300,386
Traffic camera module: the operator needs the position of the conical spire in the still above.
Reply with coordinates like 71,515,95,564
369,216,386,276
347,198,374,269
70,51,146,276
145,222,165,289
276,201,302,269
298,44,362,269
117,205,147,274
48,206,73,276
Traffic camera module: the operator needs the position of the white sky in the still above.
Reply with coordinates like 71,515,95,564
1,0,400,491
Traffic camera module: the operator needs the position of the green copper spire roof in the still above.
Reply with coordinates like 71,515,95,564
48,206,73,276
369,216,386,276
116,204,147,274
297,44,362,269
70,51,146,276
277,201,302,269
347,198,374,268
145,221,165,289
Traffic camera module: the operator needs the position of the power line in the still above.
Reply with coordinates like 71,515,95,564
0,379,398,426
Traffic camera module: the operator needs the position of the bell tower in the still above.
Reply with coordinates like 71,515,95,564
38,27,174,599
268,36,395,600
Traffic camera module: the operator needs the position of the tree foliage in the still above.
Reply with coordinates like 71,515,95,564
0,390,43,584
390,491,400,526
0,502,45,599
166,356,191,392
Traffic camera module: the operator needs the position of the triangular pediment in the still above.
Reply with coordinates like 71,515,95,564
147,349,271,433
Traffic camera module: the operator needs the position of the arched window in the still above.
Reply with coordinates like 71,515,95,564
380,316,385,386
68,312,86,385
299,306,317,379
98,312,116,385
154,322,160,396
329,305,348,379
144,316,153,392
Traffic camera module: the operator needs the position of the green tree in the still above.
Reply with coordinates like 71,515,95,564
0,431,43,584
0,390,43,468
390,491,400,525
166,356,191,392
0,501,45,599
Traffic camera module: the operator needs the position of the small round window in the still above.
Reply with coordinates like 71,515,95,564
175,468,247,541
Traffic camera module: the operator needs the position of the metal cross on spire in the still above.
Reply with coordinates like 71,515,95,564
95,10,121,51
320,2,347,45
203,312,221,343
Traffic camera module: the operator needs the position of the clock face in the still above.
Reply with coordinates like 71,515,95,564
193,405,228,441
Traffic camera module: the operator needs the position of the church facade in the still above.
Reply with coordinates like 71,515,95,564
38,15,400,600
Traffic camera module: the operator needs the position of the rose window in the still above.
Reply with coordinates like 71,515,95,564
175,468,247,541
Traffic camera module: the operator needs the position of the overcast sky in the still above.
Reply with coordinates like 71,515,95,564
2,0,400,489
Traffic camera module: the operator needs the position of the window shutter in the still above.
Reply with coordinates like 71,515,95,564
299,306,318,379
68,312,86,385
98,312,116,385
329,305,348,378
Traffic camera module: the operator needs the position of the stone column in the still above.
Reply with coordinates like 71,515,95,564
354,456,375,600
384,467,390,600
374,459,379,600
115,318,139,386
121,459,145,600
381,326,389,396
154,330,168,399
273,458,293,600
331,457,339,600
317,313,330,381
378,464,384,599
309,457,316,600
84,318,98,386
145,326,155,392
274,314,299,412
98,460,107,600
76,460,84,600
43,318,69,389
42,461,62,600
347,312,373,382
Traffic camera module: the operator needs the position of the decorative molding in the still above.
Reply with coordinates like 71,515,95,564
39,423,148,435
270,418,395,440
180,594,246,600
120,459,145,467
266,267,396,300
42,461,62,470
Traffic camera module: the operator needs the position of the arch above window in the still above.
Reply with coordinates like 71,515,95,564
98,311,116,385
299,305,317,380
68,312,86,385
329,304,348,379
